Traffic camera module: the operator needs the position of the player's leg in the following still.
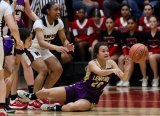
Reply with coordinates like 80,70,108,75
61,99,92,112
31,58,48,92
43,56,63,89
61,53,72,64
21,57,34,93
0,39,6,114
17,87,66,102
4,55,15,98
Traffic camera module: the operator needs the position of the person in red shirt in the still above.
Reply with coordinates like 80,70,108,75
71,7,93,61
89,8,106,59
115,4,131,33
138,4,155,32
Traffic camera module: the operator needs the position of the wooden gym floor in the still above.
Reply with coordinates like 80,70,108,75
7,86,160,116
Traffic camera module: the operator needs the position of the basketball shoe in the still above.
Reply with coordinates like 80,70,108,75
41,103,62,111
9,99,28,110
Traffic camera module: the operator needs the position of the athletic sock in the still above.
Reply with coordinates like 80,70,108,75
29,93,38,100
0,103,6,109
10,94,17,101
28,85,34,93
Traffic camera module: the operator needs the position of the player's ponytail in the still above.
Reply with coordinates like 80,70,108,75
41,2,55,15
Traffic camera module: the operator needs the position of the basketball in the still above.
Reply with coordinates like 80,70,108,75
129,43,148,63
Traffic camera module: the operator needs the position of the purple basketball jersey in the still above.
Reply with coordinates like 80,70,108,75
65,61,111,104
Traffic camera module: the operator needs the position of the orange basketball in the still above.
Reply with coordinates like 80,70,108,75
129,43,148,63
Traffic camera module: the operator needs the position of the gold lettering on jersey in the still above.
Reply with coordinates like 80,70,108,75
92,75,110,82
16,5,24,12
91,82,104,88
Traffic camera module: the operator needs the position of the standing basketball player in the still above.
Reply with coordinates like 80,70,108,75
9,0,39,110
22,2,74,109
0,0,23,115
17,42,127,112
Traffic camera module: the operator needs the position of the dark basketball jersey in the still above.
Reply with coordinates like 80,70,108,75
122,31,146,55
146,30,160,53
65,59,112,104
99,29,121,56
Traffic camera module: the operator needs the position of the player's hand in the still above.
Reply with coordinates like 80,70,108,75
54,46,69,54
112,69,123,77
16,40,24,50
66,43,74,52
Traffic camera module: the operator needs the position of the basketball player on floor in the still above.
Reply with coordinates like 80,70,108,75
17,42,129,112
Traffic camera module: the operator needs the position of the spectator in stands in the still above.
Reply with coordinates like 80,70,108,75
71,7,93,61
115,4,131,33
146,16,160,87
138,4,155,32
99,17,121,61
127,0,159,19
89,8,106,59
103,0,127,18
117,17,147,87
72,0,99,18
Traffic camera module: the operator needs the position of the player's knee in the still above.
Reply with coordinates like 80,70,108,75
39,66,48,75
54,65,63,75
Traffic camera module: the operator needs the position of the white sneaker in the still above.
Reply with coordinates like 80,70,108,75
17,90,31,102
142,78,148,87
152,78,159,87
41,103,61,111
122,81,130,87
116,80,124,86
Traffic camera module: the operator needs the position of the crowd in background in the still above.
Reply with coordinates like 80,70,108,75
0,0,160,115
